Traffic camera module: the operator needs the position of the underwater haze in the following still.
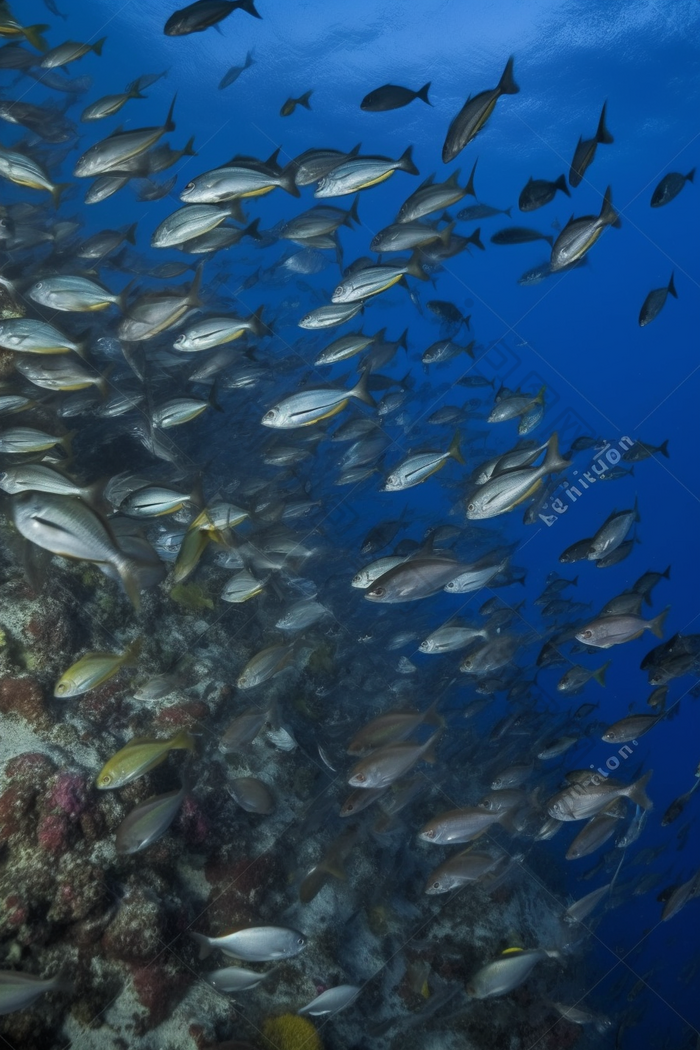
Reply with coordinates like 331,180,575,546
0,0,699,1049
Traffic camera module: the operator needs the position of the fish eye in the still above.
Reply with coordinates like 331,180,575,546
581,630,592,639
425,829,435,839
34,281,43,289
356,773,366,783
372,587,384,597
432,880,440,889
467,502,475,512
99,774,112,786
334,284,345,296
185,181,195,191
55,681,68,694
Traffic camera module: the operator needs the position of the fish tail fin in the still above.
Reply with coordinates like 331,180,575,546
668,272,678,298
448,429,465,465
182,135,197,157
417,81,432,105
599,185,619,227
628,770,654,810
249,304,268,337
535,384,546,405
555,173,571,197
189,932,213,959
657,440,669,458
406,251,429,281
117,277,136,312
279,162,301,197
633,494,641,523
397,145,419,176
51,182,72,208
243,217,261,240
346,193,361,227
164,93,177,133
350,367,376,408
60,429,77,458
465,158,478,197
468,226,485,251
594,659,611,687
238,0,263,18
122,637,143,666
298,89,313,110
543,432,569,474
23,24,50,51
208,382,223,413
686,167,696,183
172,728,197,752
572,575,578,586
463,340,476,358
117,559,142,611
245,50,255,67
662,565,671,579
544,234,554,246
649,606,670,639
498,55,519,94
125,222,138,245
92,36,107,56
188,263,205,306
596,100,614,144
440,220,456,245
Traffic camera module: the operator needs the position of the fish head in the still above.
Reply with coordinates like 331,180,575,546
425,875,445,895
383,473,401,491
96,769,115,789
262,406,282,428
364,582,388,601
348,770,369,786
332,282,350,301
575,627,595,644
418,825,437,841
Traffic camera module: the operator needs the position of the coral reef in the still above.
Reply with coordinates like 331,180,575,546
261,1014,322,1050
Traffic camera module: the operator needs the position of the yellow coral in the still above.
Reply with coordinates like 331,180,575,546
261,1013,322,1050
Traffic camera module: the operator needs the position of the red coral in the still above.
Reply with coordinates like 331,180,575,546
0,783,37,844
37,812,70,854
0,676,50,728
3,895,27,926
153,700,210,730
131,961,193,1031
4,752,56,784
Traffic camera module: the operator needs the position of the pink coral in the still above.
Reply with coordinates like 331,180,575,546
177,795,209,845
46,772,88,820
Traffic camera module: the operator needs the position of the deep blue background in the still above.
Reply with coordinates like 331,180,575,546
5,0,700,1043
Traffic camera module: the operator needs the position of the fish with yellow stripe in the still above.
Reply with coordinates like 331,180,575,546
96,729,196,789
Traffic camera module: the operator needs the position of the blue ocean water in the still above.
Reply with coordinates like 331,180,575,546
1,0,699,1048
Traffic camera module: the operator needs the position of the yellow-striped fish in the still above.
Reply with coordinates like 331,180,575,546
96,729,196,789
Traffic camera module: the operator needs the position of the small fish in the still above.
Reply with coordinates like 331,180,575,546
569,101,614,187
557,661,610,694
519,174,570,211
547,770,653,822
361,83,431,111
384,431,464,490
575,608,669,649
280,90,313,117
639,272,677,326
190,926,306,962
457,202,511,221
347,732,440,788
40,37,106,69
442,56,519,162
491,226,553,246
218,50,254,89
601,714,661,744
314,146,419,198
205,965,275,993
298,985,361,1016
262,369,374,428
651,168,695,207
299,826,360,902
550,185,620,270
0,969,72,1015
227,776,275,814
164,0,261,36
467,947,560,999
96,729,195,788
54,641,140,698
115,783,188,854
237,643,296,688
